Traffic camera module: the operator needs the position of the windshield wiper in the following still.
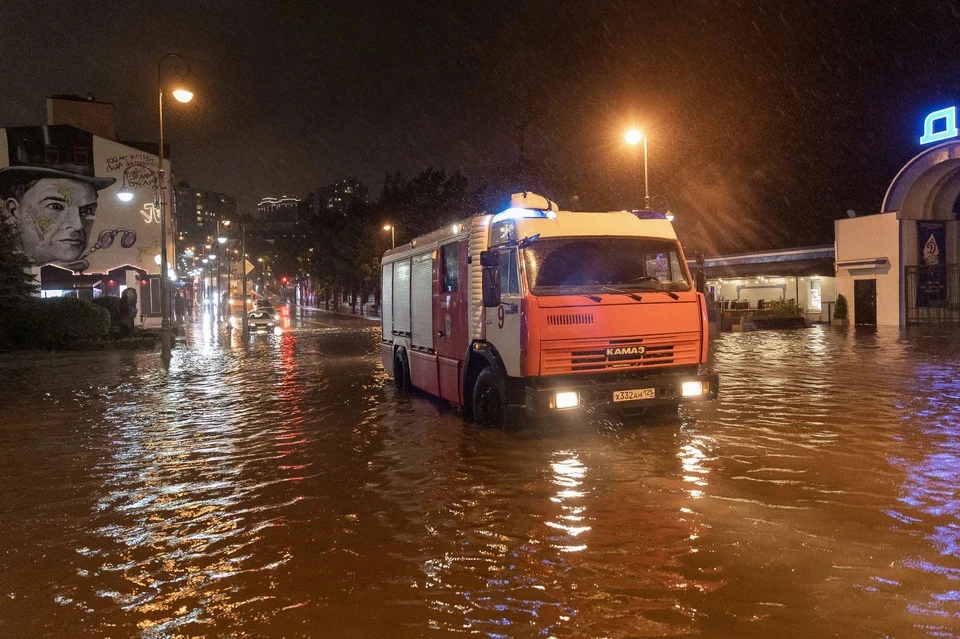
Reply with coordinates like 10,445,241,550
580,293,602,303
517,233,540,248
648,290,680,300
599,286,643,302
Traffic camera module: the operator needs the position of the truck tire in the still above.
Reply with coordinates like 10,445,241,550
394,349,411,392
472,368,507,428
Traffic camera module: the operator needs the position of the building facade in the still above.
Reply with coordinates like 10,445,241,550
835,106,960,325
700,246,837,324
0,124,168,318
174,181,237,251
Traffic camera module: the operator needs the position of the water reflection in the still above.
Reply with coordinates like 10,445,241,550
887,356,960,631
547,453,590,552
3,320,960,637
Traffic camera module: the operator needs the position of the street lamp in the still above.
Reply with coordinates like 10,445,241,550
383,224,395,249
624,128,650,209
157,53,194,359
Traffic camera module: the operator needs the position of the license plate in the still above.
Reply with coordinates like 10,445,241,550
613,388,656,402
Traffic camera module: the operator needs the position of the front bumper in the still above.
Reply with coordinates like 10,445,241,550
523,367,719,416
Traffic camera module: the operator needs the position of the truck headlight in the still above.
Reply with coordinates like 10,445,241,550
682,381,705,397
551,391,580,410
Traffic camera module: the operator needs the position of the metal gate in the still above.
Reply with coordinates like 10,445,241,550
905,264,960,323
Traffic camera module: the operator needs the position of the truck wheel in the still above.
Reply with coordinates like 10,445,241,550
394,349,411,392
472,368,506,428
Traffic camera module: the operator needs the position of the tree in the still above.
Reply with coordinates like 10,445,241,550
833,294,849,321
0,214,37,298
378,168,474,240
471,156,577,214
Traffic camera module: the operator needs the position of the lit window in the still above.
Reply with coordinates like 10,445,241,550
809,279,822,312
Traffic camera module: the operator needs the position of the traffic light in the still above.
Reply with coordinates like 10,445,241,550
281,276,288,284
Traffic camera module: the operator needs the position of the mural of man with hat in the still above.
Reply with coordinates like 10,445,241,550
0,126,116,271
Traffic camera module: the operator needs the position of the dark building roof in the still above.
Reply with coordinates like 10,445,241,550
703,257,835,279
691,245,836,279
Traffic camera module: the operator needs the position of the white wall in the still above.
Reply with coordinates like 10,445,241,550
834,212,901,325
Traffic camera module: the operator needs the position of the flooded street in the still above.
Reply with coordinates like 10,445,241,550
1,306,959,638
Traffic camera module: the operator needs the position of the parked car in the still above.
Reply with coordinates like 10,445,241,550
247,309,275,331
254,299,276,316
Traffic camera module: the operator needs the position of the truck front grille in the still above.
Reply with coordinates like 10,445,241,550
540,333,700,374
546,312,594,326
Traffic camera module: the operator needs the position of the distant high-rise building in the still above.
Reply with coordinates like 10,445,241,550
308,178,368,218
256,195,305,226
175,181,237,250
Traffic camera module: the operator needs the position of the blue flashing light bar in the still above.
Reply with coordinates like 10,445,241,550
632,209,668,220
491,207,558,223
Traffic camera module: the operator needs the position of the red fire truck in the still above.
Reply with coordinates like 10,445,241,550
380,192,718,427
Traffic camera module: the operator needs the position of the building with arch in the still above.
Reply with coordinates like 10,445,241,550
836,114,960,325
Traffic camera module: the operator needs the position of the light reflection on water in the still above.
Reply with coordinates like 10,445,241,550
1,319,960,637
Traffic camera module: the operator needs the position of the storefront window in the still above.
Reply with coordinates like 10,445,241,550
809,279,822,312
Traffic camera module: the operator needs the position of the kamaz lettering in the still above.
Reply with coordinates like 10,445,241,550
606,346,646,357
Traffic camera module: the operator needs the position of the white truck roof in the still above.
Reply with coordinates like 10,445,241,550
493,209,679,244
382,209,678,264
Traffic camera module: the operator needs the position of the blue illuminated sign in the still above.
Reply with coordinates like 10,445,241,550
920,106,958,145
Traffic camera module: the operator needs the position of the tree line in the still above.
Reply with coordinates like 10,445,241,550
279,161,575,312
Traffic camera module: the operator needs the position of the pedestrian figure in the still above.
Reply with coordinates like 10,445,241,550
119,287,137,337
175,291,185,323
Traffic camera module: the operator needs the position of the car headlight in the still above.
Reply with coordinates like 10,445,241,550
550,391,580,410
682,381,705,397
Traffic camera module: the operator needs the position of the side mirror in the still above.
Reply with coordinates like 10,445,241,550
479,249,500,268
482,266,501,307
695,251,706,294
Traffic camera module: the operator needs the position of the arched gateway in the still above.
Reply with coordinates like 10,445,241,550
836,139,960,325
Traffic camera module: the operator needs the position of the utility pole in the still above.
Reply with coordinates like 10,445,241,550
241,222,249,336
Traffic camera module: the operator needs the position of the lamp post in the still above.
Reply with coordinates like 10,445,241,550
220,220,231,322
201,256,210,312
157,53,194,359
240,221,248,336
216,237,226,321
624,128,650,210
216,219,231,321
383,224,395,249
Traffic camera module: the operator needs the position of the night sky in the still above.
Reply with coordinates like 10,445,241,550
3,0,960,254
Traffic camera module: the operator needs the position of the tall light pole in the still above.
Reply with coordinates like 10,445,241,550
240,221,248,336
222,221,234,323
216,218,229,321
383,224,395,249
217,236,226,321
201,256,210,312
157,53,194,359
624,128,650,210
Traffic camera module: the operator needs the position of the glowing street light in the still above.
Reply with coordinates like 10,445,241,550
172,89,194,103
624,128,650,209
383,224,395,249
116,187,134,202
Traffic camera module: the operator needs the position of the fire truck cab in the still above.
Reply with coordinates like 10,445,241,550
380,192,718,427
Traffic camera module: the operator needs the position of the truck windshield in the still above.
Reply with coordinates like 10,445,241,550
522,237,691,295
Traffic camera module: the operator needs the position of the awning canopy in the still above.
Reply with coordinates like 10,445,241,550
702,257,836,280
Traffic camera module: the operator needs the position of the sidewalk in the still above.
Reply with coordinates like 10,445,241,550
289,301,381,322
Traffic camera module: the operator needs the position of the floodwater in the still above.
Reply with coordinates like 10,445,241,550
1,305,959,638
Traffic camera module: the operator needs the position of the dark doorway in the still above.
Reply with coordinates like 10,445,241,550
854,279,877,325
